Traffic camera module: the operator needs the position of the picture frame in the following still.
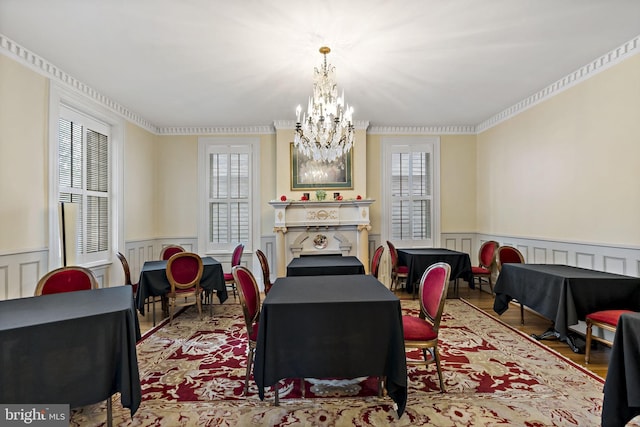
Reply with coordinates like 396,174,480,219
290,143,353,190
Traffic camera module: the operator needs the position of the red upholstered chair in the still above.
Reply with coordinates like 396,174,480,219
35,266,99,296
496,246,526,324
402,262,451,392
165,252,204,324
160,245,185,260
231,265,261,396
472,240,499,294
224,244,244,301
585,309,633,364
371,245,384,279
387,241,409,291
256,249,272,294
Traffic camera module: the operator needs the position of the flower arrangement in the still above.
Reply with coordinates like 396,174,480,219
315,190,327,201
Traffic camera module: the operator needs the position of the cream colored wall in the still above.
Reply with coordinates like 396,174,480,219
154,133,276,240
123,123,157,240
0,55,48,252
440,134,477,232
155,135,199,237
477,55,640,245
258,134,277,235
365,133,477,236
365,134,382,234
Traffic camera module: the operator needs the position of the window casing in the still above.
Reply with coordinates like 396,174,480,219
383,136,440,247
48,83,123,269
199,137,259,254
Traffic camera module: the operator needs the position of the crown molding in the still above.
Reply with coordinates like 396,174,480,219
0,33,159,134
273,120,370,130
477,34,640,133
367,125,476,135
157,125,275,135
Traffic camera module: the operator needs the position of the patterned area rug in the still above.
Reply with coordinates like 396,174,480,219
71,299,608,426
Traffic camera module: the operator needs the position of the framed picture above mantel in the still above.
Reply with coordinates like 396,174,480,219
290,142,353,190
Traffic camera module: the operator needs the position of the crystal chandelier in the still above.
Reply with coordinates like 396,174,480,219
294,46,355,162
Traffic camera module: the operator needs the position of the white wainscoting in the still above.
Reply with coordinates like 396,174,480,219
2,234,639,300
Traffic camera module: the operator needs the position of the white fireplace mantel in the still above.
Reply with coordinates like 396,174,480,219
269,199,374,276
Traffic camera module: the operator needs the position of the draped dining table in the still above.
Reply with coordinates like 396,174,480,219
253,274,407,417
397,248,473,293
136,256,227,315
286,255,365,276
0,286,141,415
493,264,640,352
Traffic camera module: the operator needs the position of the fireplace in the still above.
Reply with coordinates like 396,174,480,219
269,199,374,277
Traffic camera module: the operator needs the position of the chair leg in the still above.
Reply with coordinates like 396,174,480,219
585,320,593,364
244,347,254,395
274,382,279,406
520,303,525,325
196,296,203,320
434,349,445,393
106,396,113,427
378,376,385,397
300,378,305,398
152,298,156,326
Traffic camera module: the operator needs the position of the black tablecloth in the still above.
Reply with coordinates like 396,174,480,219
397,248,473,292
493,264,640,339
0,287,141,415
136,256,227,314
602,312,640,427
253,275,407,416
286,255,365,276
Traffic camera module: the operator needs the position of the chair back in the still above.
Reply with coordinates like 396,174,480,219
160,245,185,260
256,249,272,294
371,245,384,278
166,252,203,292
231,244,244,267
386,241,399,270
116,252,132,285
232,266,261,331
478,240,499,269
418,262,451,329
497,246,524,270
35,266,99,296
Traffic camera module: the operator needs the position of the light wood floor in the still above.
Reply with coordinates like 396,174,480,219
137,281,611,380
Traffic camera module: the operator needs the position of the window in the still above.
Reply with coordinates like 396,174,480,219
57,106,110,264
383,136,440,247
199,137,259,253
48,82,123,269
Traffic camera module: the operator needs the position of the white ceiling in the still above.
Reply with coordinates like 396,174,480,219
1,0,639,130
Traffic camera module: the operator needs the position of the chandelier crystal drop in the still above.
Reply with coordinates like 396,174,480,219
294,46,355,162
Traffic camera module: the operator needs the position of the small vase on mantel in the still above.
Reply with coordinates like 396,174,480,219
315,190,327,201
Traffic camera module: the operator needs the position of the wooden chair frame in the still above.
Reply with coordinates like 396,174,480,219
35,266,99,296
404,262,451,392
585,310,632,363
256,249,272,294
165,252,204,324
473,240,499,294
370,245,384,279
160,244,185,260
387,241,408,291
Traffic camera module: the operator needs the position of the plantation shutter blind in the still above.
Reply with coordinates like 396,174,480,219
390,149,432,242
207,148,250,249
58,108,110,261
